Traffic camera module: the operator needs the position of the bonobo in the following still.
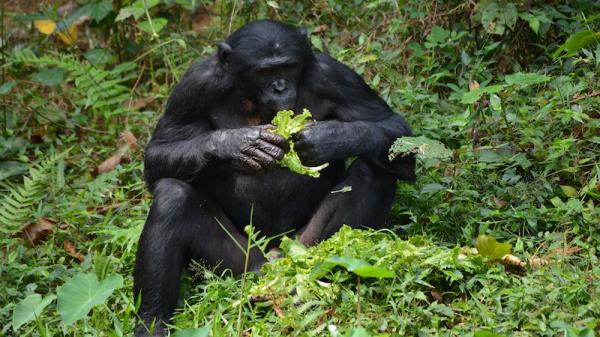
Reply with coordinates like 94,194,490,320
134,20,414,336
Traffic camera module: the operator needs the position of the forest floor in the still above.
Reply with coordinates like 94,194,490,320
1,1,599,336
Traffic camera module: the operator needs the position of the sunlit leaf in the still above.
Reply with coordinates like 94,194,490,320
475,235,511,260
552,30,600,59
57,25,78,45
33,20,56,35
312,255,395,279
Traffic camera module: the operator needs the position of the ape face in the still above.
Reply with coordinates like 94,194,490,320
217,20,312,119
243,60,302,114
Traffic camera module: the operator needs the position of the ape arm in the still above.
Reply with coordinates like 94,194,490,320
295,54,415,180
144,57,287,187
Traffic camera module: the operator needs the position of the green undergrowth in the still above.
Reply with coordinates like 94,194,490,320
1,0,600,336
174,227,600,336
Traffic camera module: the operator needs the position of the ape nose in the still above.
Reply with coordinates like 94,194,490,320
272,80,287,94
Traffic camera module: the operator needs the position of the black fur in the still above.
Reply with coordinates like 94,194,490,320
134,20,414,337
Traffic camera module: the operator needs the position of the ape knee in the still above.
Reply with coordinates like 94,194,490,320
151,178,197,216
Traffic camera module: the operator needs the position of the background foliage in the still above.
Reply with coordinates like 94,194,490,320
1,0,599,336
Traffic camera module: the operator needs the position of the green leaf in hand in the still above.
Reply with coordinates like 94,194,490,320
271,109,329,178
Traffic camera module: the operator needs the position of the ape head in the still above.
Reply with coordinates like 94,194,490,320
217,20,314,117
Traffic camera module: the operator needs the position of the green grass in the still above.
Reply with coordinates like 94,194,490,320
1,1,599,336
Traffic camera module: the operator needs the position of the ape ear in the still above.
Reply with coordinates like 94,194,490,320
218,42,232,62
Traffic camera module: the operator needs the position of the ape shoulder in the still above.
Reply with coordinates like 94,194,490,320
164,54,233,120
309,53,393,121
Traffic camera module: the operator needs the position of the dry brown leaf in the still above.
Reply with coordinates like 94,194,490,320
93,203,124,214
96,154,123,175
468,80,480,91
502,254,526,268
20,218,55,245
63,240,85,262
492,196,508,209
119,130,138,150
313,24,328,33
124,97,154,111
429,289,443,302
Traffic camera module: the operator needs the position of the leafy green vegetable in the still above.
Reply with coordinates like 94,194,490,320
271,109,329,178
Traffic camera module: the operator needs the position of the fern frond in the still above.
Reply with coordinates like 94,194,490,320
0,151,68,234
12,50,137,120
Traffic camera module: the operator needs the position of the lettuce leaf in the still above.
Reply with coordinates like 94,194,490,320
272,109,329,178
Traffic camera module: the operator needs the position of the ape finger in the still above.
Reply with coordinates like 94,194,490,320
242,156,263,172
259,130,289,150
247,148,277,168
256,139,285,161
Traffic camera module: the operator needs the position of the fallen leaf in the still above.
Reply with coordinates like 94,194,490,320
20,218,55,245
429,289,443,302
34,20,56,35
123,97,154,111
469,80,480,91
313,24,328,33
492,196,508,208
63,240,85,262
57,25,78,45
95,154,122,175
119,130,137,150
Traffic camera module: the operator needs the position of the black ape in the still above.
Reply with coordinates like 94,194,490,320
134,20,414,336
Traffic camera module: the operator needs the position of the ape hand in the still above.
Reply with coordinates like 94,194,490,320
294,120,357,165
215,126,288,172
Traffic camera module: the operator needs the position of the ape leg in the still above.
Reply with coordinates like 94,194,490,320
133,178,265,337
298,159,398,246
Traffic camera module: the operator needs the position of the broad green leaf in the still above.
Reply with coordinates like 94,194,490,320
480,2,517,35
12,294,56,330
314,255,395,279
560,185,579,198
115,6,144,21
138,18,168,34
0,161,28,180
81,0,113,22
348,327,371,337
0,81,17,95
474,331,508,337
172,327,210,337
475,235,511,260
461,84,506,104
58,273,123,325
280,237,308,258
0,81,16,95
31,68,65,86
271,109,329,177
389,136,452,161
505,72,551,86
552,30,600,59
85,48,113,66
